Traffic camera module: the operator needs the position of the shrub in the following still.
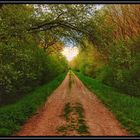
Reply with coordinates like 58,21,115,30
0,41,68,105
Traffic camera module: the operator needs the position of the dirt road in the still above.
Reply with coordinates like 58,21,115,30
16,72,128,136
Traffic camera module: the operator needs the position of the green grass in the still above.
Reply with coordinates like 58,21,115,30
75,103,84,119
0,73,66,136
59,102,89,135
76,72,140,136
77,123,89,134
64,103,72,121
57,125,67,133
75,103,89,134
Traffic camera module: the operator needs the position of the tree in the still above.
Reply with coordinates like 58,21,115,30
29,4,98,49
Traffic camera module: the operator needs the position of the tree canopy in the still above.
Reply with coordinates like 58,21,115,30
0,4,140,105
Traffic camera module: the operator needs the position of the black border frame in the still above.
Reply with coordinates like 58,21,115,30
0,0,140,139
0,0,140,4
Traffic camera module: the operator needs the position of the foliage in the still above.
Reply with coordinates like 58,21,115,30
0,41,67,105
31,4,98,46
72,5,140,97
71,40,105,78
0,5,34,44
0,5,68,105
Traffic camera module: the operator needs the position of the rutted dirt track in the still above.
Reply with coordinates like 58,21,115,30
16,72,129,136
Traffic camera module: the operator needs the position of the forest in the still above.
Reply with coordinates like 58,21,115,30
0,4,140,136
71,5,140,97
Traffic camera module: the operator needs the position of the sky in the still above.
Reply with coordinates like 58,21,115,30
61,47,79,62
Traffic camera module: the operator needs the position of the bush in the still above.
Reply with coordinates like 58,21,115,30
0,41,68,105
94,39,140,97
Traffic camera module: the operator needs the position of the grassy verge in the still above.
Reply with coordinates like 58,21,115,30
76,72,140,136
0,73,66,136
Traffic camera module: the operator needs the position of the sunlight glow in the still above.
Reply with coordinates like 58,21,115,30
61,47,79,62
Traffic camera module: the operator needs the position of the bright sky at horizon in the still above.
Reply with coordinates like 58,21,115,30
61,47,79,62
